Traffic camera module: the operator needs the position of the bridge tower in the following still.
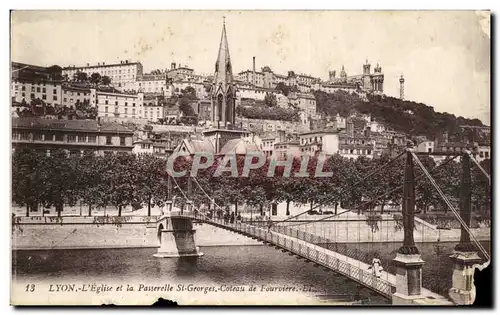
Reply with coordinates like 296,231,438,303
392,142,425,304
154,175,203,258
448,151,482,304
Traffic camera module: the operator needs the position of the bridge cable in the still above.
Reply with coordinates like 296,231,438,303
275,150,407,225
411,152,490,262
281,154,461,228
467,151,491,185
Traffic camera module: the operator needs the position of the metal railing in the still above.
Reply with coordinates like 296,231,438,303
174,211,394,298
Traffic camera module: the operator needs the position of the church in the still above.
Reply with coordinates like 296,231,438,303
174,19,262,157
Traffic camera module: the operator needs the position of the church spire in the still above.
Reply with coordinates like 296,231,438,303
211,18,235,125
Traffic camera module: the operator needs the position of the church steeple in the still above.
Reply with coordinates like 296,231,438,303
211,17,235,126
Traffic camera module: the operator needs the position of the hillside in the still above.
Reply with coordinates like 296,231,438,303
314,90,485,140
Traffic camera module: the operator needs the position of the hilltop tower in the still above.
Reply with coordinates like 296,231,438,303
211,17,236,126
399,74,405,100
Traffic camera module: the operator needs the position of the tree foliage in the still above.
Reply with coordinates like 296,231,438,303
12,149,491,218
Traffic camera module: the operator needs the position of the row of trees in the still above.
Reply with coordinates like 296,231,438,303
73,72,112,87
12,148,491,218
236,105,300,122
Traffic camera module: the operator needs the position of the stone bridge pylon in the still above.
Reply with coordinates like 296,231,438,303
154,210,203,258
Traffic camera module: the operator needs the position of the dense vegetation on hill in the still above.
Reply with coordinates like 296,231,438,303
314,90,485,139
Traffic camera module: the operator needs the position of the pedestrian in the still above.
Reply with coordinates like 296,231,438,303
267,216,273,232
368,257,383,278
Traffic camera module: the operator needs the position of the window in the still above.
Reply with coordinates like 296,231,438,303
55,133,64,141
20,132,30,140
53,89,57,94
78,135,86,143
125,102,128,106
428,148,432,153
67,135,76,142
42,95,47,100
350,149,354,154
120,137,126,146
105,107,108,113
64,98,67,102
36,87,40,92
105,100,109,105
54,96,57,101
106,136,112,145
44,133,54,141
30,93,35,99
22,86,25,91
132,108,136,115
132,103,135,107
22,92,25,97
125,108,128,114
367,150,372,155
485,152,489,159
42,88,46,93
115,101,118,105
33,132,43,141
88,135,96,143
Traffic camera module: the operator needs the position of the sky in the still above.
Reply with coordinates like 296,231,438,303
10,10,491,124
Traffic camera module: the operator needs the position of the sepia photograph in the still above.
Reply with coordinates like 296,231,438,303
9,10,491,306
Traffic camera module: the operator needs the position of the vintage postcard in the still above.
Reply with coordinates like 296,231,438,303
10,10,491,306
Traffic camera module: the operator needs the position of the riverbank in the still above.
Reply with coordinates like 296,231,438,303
11,213,490,250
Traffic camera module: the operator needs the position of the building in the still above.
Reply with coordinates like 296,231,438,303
288,92,317,120
299,129,340,156
476,142,490,162
328,60,384,95
61,86,96,108
192,100,212,121
11,117,134,156
235,58,321,91
338,120,375,159
11,62,63,106
96,90,144,119
416,140,435,154
136,73,169,95
62,60,143,89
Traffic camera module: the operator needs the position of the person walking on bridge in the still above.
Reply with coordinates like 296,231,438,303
267,216,273,233
368,257,383,278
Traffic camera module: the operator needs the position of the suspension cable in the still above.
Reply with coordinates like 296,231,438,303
467,151,491,185
191,176,226,212
276,150,407,225
282,154,461,228
168,172,189,201
411,152,490,261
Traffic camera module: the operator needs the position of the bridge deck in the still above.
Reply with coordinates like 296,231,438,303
170,211,452,303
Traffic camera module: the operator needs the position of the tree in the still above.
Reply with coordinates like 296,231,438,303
101,76,111,86
102,154,137,216
179,98,196,117
135,154,167,216
12,148,47,216
76,152,108,216
90,72,102,87
42,149,79,217
275,82,291,96
47,65,63,81
264,93,277,107
76,71,88,83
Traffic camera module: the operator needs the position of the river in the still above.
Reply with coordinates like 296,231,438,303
12,241,490,305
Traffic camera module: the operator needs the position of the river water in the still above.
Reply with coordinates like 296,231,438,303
12,241,490,305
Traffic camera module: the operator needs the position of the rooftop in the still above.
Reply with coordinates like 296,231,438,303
12,117,134,134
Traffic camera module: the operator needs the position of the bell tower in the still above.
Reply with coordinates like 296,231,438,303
211,17,236,126
204,17,250,154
